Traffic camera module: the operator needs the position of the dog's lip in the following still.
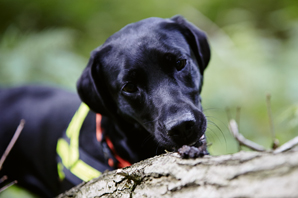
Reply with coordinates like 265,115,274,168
170,134,205,151
186,134,205,146
185,134,205,147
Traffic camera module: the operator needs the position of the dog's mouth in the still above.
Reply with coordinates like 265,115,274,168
165,134,206,152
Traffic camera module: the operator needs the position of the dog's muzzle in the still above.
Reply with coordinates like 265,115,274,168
164,111,206,148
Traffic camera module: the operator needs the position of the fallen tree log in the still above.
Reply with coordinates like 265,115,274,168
58,149,298,198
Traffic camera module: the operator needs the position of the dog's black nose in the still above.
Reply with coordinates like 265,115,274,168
165,112,197,144
167,120,195,138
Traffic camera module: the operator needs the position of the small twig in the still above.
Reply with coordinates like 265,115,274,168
273,136,298,154
0,180,17,192
226,108,241,151
228,119,266,152
0,119,25,170
266,94,279,149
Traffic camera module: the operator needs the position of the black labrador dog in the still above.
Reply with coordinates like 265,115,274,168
0,15,210,197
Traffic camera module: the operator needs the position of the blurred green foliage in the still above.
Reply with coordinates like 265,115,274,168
1,0,298,197
0,185,38,198
0,0,298,177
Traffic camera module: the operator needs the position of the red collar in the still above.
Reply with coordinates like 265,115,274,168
96,114,131,168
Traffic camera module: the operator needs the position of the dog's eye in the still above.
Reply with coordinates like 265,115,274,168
176,59,187,71
122,83,138,93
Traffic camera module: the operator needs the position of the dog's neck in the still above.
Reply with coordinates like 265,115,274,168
100,116,164,163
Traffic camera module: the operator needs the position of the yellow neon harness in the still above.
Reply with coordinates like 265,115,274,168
56,103,101,182
56,103,131,184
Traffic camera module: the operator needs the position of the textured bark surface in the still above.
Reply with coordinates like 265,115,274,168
58,149,298,198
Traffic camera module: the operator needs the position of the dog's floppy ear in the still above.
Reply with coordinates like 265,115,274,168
77,48,110,115
171,15,211,74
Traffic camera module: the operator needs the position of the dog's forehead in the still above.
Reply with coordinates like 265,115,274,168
106,17,175,43
100,18,190,73
104,18,189,56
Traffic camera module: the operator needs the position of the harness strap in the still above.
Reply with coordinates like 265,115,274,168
96,114,132,168
56,103,101,182
56,103,132,183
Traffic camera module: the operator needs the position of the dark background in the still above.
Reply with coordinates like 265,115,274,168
1,0,298,196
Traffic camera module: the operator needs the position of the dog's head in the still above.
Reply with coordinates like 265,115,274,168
77,16,210,150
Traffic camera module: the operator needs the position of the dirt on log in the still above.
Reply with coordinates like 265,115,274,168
57,149,298,198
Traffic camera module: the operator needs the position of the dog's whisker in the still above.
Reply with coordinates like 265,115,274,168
207,116,231,131
207,121,227,152
206,126,222,144
203,107,221,112
207,121,227,143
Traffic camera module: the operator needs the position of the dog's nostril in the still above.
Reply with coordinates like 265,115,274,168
185,121,195,131
167,120,195,137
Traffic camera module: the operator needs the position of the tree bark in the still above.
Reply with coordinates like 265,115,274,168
58,149,298,198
